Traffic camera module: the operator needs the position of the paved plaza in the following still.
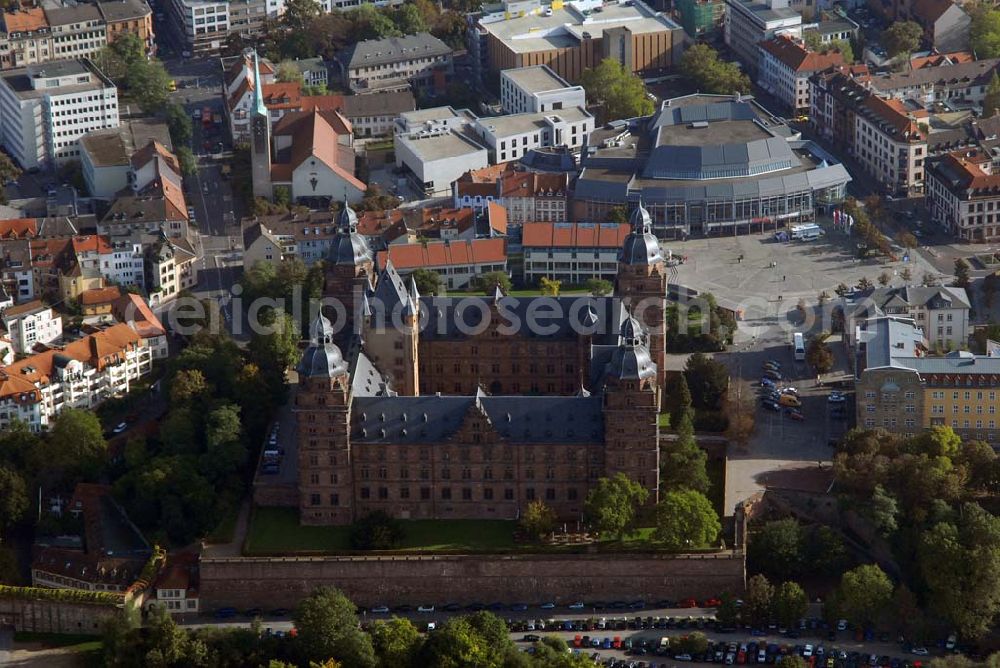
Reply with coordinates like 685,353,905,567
660,219,940,515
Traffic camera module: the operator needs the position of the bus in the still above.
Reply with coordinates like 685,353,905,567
794,332,806,361
790,223,824,241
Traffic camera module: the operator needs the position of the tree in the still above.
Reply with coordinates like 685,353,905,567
36,408,108,483
782,656,808,668
882,21,922,57
900,266,913,282
170,369,208,404
660,411,710,494
837,564,894,626
608,206,629,226
834,282,850,297
953,258,971,290
539,277,561,296
293,587,376,666
971,7,1000,59
749,518,803,579
350,511,405,550
683,352,729,410
579,58,654,123
679,44,752,96
899,233,918,250
472,271,511,294
275,60,305,84
520,500,557,540
417,612,513,668
745,574,774,627
0,149,22,203
411,268,443,296
877,271,891,287
773,581,809,628
370,617,421,668
0,465,28,531
653,489,720,550
985,72,1000,119
584,473,650,540
128,58,172,113
394,3,428,34
164,103,192,146
176,146,197,177
919,502,1000,639
806,332,834,374
817,290,830,307
584,278,613,296
868,485,899,536
282,0,323,33
248,309,301,383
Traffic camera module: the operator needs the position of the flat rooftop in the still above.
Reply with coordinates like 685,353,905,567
398,130,487,162
728,0,801,23
483,2,679,54
1,59,110,99
400,106,463,124
503,65,573,93
477,107,591,138
656,118,772,147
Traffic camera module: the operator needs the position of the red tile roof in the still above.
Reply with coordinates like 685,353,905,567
377,238,507,271
113,292,166,339
80,286,122,306
910,51,975,69
522,222,631,249
487,201,508,235
0,219,38,239
2,299,48,319
71,235,113,255
3,7,48,33
759,35,846,73
271,110,365,191
860,94,925,140
940,151,1000,191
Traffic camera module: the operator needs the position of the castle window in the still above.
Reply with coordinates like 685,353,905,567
378,487,388,500
420,468,429,480
504,488,514,500
310,474,319,484
310,455,318,465
568,488,578,501
462,467,471,480
484,488,494,500
400,487,410,499
545,468,555,480
526,468,535,480
310,494,320,506
329,494,339,506
441,488,452,500
441,467,451,480
484,466,493,480
330,474,338,484
400,467,409,478
421,487,430,500
462,488,472,500
504,467,513,480
546,488,556,501
360,487,370,499
394,341,403,350
526,488,536,500
361,468,370,480
378,467,387,479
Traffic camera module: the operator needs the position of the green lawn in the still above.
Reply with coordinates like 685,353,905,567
245,507,517,555
657,412,671,429
14,632,102,656
206,506,241,545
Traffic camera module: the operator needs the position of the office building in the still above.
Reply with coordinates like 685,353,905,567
500,65,586,115
725,0,802,74
337,32,453,95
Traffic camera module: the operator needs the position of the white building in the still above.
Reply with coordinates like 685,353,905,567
44,4,107,62
522,222,631,284
926,149,1000,243
500,65,586,115
79,119,173,199
337,32,452,95
843,286,971,351
758,35,845,114
0,323,149,431
2,300,63,354
725,0,802,73
393,107,489,198
472,107,594,164
0,58,118,169
167,0,229,55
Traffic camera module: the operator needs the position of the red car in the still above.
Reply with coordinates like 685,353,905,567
702,598,722,608
679,597,698,608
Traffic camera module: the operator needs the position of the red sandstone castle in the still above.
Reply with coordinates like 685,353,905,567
294,202,668,526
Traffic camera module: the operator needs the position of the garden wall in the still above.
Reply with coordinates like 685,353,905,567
0,598,118,634
199,551,746,610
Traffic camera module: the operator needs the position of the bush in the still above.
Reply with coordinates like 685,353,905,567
0,584,120,605
349,511,405,550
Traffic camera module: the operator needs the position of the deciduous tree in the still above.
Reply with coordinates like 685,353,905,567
539,277,561,296
0,465,28,531
749,518,803,579
520,500,557,540
584,473,650,541
679,44,752,96
971,7,1000,59
411,268,443,296
371,617,421,668
882,21,922,57
585,278,613,296
579,59,654,123
744,574,774,627
653,489,719,549
683,352,729,410
837,564,894,626
293,586,376,666
774,581,809,628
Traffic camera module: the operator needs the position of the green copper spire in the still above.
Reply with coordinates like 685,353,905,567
252,50,267,117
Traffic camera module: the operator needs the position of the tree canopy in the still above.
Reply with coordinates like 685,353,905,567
972,7,1000,59
293,587,375,667
579,58,654,123
882,21,922,57
836,564,894,626
584,473,649,540
679,44,752,96
684,352,730,410
653,489,720,550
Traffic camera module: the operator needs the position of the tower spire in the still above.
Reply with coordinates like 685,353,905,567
252,50,267,117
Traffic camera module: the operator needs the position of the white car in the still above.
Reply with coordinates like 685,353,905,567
803,645,814,658
370,605,389,614
112,422,128,434
417,604,434,613
780,387,799,396
568,602,585,610
911,648,929,656
837,619,847,631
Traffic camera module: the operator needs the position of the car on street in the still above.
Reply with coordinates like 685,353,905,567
780,387,799,396
417,604,434,613
510,603,528,612
828,392,847,403
761,378,776,388
568,602,585,609
763,369,782,380
539,602,555,609
112,422,128,434
213,607,237,618
522,634,540,642
911,648,929,656
370,605,389,613
785,409,805,421
762,400,780,412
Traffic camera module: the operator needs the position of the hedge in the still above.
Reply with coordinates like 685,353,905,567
0,584,121,606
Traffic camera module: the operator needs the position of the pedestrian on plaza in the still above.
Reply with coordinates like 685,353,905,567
783,275,786,281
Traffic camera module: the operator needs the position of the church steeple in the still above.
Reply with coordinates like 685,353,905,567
252,50,268,118
249,48,272,200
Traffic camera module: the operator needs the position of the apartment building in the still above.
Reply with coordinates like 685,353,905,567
855,315,1000,442
0,8,53,69
522,222,631,284
167,0,229,55
868,58,1000,108
79,119,173,199
500,65,586,115
926,149,1000,243
98,0,155,55
44,4,107,62
810,68,926,196
758,35,844,114
0,323,150,431
337,32,452,95
472,107,594,165
0,59,119,170
146,234,197,303
2,300,62,354
844,285,970,350
725,0,802,74
454,165,570,224
375,239,507,290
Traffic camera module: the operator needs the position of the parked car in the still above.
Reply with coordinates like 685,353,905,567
828,392,847,403
762,400,780,412
417,604,435,613
785,409,805,421
764,369,782,381
112,422,128,434
911,649,929,656
370,605,389,614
